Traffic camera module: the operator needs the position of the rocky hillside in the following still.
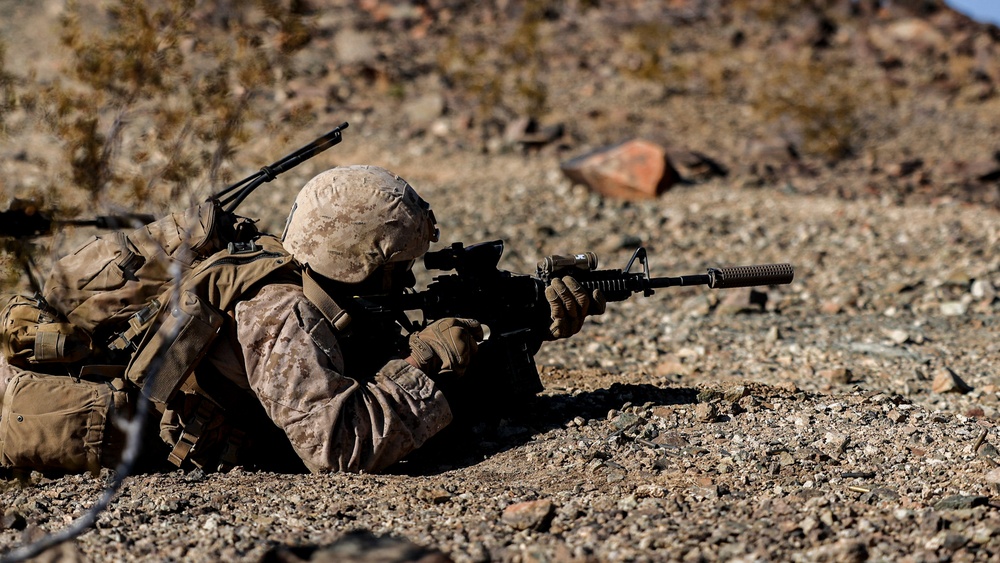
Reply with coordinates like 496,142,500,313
2,1,1000,562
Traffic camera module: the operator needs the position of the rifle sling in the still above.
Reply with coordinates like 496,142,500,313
301,269,353,333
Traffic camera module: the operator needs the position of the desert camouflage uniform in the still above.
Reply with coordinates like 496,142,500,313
0,165,592,474
233,282,452,473
227,165,449,473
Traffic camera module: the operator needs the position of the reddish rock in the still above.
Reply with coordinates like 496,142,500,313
560,139,679,200
819,367,853,385
501,499,555,532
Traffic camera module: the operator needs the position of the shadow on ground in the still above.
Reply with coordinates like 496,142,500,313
390,382,699,476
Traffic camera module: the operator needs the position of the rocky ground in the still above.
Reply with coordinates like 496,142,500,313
3,1,1000,562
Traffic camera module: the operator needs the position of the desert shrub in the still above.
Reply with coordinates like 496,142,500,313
436,0,549,126
1,0,313,290
20,0,312,212
746,50,882,160
0,41,13,137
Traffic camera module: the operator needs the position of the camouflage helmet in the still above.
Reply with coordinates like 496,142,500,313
281,165,438,284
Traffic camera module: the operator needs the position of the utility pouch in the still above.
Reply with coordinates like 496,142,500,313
1,294,93,368
42,201,246,335
0,370,131,472
125,290,224,404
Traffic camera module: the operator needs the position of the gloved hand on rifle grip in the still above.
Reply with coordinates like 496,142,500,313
406,318,484,377
544,276,606,341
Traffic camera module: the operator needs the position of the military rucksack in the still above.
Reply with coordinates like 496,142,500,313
0,201,284,472
0,124,352,473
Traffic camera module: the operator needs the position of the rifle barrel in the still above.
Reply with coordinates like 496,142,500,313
214,122,349,209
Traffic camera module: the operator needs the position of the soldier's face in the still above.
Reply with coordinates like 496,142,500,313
371,259,416,293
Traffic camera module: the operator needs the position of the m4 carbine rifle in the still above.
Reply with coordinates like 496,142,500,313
351,240,794,396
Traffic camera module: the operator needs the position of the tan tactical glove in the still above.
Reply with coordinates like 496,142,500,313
406,318,484,377
544,276,606,340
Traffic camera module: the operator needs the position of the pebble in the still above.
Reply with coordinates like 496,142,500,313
820,367,853,385
694,402,718,423
933,495,989,510
932,367,972,394
501,500,555,532
940,302,967,316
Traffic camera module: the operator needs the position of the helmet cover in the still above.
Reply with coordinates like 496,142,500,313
282,165,438,283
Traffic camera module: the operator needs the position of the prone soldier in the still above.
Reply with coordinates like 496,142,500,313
0,165,606,474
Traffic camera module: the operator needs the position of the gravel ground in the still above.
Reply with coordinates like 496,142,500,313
3,1,1000,562
3,151,1000,562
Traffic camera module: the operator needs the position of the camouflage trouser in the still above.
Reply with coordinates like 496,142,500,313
0,355,129,472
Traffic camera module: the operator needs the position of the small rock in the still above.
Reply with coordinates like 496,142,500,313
932,367,972,394
825,432,850,458
985,468,1000,485
941,532,969,552
980,443,1000,463
972,279,996,301
697,388,723,402
613,412,640,431
765,326,781,343
819,367,853,385
820,299,844,314
1,509,27,531
965,406,985,418
723,385,749,403
940,301,967,316
694,402,718,423
887,409,906,423
799,516,818,534
417,488,453,505
933,495,988,510
560,139,680,200
883,328,909,345
502,500,555,532
654,432,689,448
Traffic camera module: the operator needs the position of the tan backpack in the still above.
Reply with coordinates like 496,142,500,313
0,201,271,472
42,200,256,337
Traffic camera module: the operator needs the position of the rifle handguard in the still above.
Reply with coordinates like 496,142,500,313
707,263,795,289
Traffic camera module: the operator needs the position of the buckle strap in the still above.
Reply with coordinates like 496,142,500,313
166,398,216,467
301,269,352,332
108,299,161,352
33,329,66,362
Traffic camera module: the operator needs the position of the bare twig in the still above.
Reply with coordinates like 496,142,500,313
973,429,988,454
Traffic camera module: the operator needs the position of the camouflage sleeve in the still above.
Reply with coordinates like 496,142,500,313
234,283,453,473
